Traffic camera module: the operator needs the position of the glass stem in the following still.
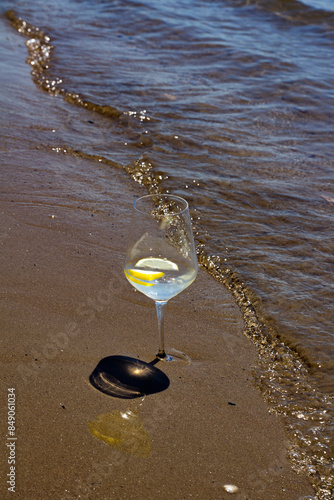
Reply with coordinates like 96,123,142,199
155,300,168,359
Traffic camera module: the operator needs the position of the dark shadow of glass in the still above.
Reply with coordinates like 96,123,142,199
89,355,170,399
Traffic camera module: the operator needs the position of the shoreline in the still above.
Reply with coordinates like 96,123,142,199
0,164,315,499
0,15,315,499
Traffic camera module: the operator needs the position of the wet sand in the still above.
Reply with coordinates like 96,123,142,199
0,17,315,500
0,152,314,499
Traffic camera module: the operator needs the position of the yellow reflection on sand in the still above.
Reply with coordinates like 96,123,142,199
89,409,151,457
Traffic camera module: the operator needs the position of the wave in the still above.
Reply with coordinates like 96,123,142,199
226,0,334,27
5,10,153,125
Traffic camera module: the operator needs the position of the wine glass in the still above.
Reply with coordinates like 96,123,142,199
124,194,198,362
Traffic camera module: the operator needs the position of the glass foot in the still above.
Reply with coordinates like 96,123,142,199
156,348,192,365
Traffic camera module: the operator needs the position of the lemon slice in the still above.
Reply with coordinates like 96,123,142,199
135,258,179,271
124,270,155,287
125,258,178,287
128,269,164,281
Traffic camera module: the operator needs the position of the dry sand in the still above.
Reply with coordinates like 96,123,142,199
0,17,315,500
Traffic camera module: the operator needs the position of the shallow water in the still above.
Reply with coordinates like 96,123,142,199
1,0,334,497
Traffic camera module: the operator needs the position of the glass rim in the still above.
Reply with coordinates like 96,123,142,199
133,194,189,215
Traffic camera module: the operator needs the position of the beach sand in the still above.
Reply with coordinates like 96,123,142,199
0,152,315,500
0,17,315,500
